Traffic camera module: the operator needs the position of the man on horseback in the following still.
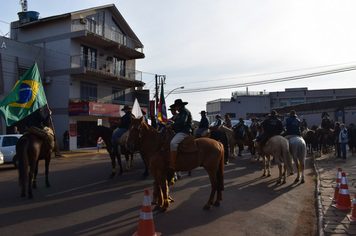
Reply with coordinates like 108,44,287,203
223,114,232,129
256,110,283,148
321,114,332,130
233,118,246,139
112,105,134,155
196,110,209,138
213,115,222,126
282,110,301,138
26,107,51,130
166,99,193,172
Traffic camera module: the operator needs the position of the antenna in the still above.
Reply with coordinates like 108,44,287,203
19,0,28,12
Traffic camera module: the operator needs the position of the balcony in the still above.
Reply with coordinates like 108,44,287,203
71,19,144,59
68,54,144,87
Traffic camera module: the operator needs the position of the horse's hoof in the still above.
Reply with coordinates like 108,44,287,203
21,193,26,198
262,173,266,177
294,179,299,183
203,205,210,210
168,196,175,203
301,179,305,184
267,174,271,177
213,201,220,207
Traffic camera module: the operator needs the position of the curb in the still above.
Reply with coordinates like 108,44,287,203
314,155,325,236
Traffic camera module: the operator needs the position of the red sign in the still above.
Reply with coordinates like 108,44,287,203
89,102,121,116
69,124,77,137
109,117,121,123
68,102,90,116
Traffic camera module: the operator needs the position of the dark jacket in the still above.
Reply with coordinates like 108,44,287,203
321,119,331,130
171,106,193,135
285,116,301,136
26,109,50,129
262,116,283,135
199,116,209,129
119,111,134,130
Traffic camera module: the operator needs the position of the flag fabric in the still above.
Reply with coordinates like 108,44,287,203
0,63,47,126
157,85,167,122
132,98,143,118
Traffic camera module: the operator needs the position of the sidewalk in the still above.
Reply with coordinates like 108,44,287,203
52,147,107,158
315,150,356,235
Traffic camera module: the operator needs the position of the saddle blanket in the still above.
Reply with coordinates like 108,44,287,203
26,126,55,150
178,135,197,153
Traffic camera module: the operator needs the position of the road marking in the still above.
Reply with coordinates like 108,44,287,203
46,180,108,197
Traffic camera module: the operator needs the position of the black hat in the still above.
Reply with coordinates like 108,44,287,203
289,110,297,117
216,115,221,118
173,99,188,106
168,104,176,111
239,118,243,122
200,111,206,114
121,105,132,111
269,110,278,117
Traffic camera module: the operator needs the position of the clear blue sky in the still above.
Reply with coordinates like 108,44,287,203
1,1,356,120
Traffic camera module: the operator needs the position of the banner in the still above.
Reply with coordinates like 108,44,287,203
0,63,47,126
132,98,143,118
157,85,167,122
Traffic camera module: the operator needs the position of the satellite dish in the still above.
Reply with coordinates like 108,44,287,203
19,0,28,12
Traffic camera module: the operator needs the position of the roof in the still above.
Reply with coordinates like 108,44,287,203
274,98,356,116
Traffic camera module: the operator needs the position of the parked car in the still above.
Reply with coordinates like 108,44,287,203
210,120,252,127
0,151,4,165
0,134,22,168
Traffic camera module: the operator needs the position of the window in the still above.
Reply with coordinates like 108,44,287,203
111,18,126,45
80,45,97,69
3,136,19,147
113,56,125,76
290,97,305,106
80,81,97,101
112,87,125,103
280,102,287,107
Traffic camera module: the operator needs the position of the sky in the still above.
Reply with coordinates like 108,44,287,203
1,0,356,121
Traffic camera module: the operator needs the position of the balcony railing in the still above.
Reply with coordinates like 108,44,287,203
70,54,142,81
72,18,143,53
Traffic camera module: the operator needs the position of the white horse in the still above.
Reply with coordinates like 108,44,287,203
262,135,294,184
288,136,307,183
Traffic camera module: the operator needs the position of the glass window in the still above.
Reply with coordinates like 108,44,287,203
80,45,97,69
113,56,125,76
3,137,18,147
290,97,305,106
112,87,125,103
80,81,97,101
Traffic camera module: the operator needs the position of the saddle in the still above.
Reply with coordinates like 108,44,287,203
117,131,130,145
178,135,197,153
26,126,55,150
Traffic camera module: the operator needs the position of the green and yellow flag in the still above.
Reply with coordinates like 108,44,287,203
0,63,47,126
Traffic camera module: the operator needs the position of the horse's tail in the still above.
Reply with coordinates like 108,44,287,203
217,142,224,191
283,138,294,174
298,138,307,172
18,137,29,187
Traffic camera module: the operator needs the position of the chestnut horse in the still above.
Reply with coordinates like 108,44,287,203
92,126,148,178
126,117,225,211
261,135,294,184
17,133,52,199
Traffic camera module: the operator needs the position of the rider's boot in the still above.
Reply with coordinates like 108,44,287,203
166,151,178,172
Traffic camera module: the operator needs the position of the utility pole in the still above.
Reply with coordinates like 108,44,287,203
155,74,166,115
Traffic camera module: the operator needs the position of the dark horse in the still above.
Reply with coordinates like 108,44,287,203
17,133,52,199
126,117,224,211
92,125,148,178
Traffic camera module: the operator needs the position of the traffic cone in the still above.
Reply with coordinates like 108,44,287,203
332,172,352,210
347,193,356,222
331,168,342,202
132,189,161,236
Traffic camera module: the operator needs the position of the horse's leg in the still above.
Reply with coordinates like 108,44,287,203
204,169,218,210
140,151,149,179
294,156,300,183
116,154,124,175
266,154,271,177
238,142,242,156
125,153,130,171
262,154,266,176
45,156,51,188
160,174,170,212
130,153,134,166
109,153,117,178
32,159,39,189
300,156,305,183
230,141,234,158
151,171,163,211
28,163,35,199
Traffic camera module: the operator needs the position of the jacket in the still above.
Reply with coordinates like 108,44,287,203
119,111,134,130
171,106,193,135
199,116,210,129
26,109,50,129
262,116,283,135
339,128,348,144
284,116,301,136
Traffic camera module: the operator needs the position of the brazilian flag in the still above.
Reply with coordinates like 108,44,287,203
0,63,47,126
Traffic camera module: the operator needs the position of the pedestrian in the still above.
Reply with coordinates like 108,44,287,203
63,130,69,151
334,122,341,158
112,105,134,155
12,126,20,134
195,111,209,138
338,123,348,159
348,123,356,155
282,110,301,138
223,114,232,128
301,118,308,131
165,99,193,172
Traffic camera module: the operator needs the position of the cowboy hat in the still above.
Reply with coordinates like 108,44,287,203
121,105,132,111
269,110,278,117
200,110,206,114
173,99,188,106
289,110,297,117
168,104,176,111
215,115,221,118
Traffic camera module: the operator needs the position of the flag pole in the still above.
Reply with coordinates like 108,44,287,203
46,103,61,156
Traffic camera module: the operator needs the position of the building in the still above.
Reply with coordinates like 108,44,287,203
207,87,356,127
1,4,148,150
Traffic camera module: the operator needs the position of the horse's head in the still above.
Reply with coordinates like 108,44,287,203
126,116,144,151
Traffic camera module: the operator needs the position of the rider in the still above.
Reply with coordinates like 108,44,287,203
26,106,51,130
112,105,134,155
196,110,209,138
166,99,193,172
213,115,222,126
321,114,332,130
250,118,259,137
256,110,283,147
233,118,245,139
223,114,232,129
301,118,308,131
282,110,301,138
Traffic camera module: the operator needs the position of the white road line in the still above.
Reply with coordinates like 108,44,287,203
46,180,109,197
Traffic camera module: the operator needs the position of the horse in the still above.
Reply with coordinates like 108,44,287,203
261,135,294,184
126,117,225,211
315,127,334,156
216,125,245,157
302,129,317,155
92,126,148,178
288,136,307,183
209,130,229,164
244,126,258,162
17,132,52,199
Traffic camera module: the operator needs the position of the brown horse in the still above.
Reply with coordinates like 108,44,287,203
244,126,258,162
126,117,225,211
261,135,294,184
17,132,52,199
216,125,245,157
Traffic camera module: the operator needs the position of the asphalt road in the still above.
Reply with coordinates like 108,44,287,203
0,149,317,236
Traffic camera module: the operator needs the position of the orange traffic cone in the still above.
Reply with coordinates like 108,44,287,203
332,168,342,202
132,189,161,236
332,172,352,210
347,193,356,222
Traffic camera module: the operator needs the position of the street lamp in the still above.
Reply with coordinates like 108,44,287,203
165,86,184,99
